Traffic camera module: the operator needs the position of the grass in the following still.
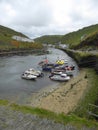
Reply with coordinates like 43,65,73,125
0,102,96,128
61,24,98,48
73,31,98,50
34,35,62,44
64,49,98,119
0,25,44,51
73,69,98,119
0,99,9,105
1,24,98,51
35,24,98,49
64,49,97,67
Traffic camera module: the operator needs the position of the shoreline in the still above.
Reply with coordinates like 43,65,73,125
30,69,88,114
0,49,48,57
29,83,61,107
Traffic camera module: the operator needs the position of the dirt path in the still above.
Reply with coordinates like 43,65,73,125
30,69,88,114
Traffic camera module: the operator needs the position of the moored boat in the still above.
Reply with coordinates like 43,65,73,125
42,63,55,71
49,73,70,82
21,73,37,80
56,59,65,65
65,70,73,76
25,68,44,77
52,64,75,76
51,69,65,75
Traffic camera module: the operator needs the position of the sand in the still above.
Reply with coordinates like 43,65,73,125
30,69,88,114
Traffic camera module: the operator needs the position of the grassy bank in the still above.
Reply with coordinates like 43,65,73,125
64,49,98,72
63,49,98,119
73,69,98,119
0,25,45,54
0,99,98,128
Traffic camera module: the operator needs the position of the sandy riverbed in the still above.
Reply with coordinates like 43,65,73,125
30,69,88,114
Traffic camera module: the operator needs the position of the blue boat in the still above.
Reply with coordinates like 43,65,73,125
42,63,55,71
42,63,60,72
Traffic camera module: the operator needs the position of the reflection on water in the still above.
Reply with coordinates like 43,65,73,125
0,48,79,104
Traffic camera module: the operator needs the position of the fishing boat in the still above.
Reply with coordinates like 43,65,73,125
51,69,66,75
38,60,48,66
21,73,37,80
42,63,54,71
64,65,75,76
38,56,49,66
53,64,75,76
55,57,68,65
65,65,75,71
49,73,70,82
25,68,44,77
56,59,65,65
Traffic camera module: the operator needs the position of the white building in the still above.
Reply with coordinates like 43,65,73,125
12,35,34,42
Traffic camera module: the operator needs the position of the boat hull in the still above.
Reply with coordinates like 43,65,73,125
49,74,70,82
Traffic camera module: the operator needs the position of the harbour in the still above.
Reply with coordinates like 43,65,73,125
0,48,79,104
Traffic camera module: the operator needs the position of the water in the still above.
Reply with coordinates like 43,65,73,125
0,48,79,104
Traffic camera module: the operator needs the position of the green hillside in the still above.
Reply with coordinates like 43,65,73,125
1,24,98,51
0,25,27,37
34,35,62,44
0,25,27,50
0,25,42,51
34,24,98,49
61,24,98,48
0,25,27,45
74,31,98,50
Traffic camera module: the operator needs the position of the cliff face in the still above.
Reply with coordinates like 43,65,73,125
64,49,98,74
95,57,98,74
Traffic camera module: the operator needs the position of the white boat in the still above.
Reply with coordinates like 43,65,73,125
51,71,63,75
49,74,70,81
52,65,75,76
65,70,73,76
25,68,43,77
51,69,67,75
21,73,37,80
65,65,75,71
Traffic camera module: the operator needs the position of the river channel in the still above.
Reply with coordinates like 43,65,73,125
0,48,79,104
